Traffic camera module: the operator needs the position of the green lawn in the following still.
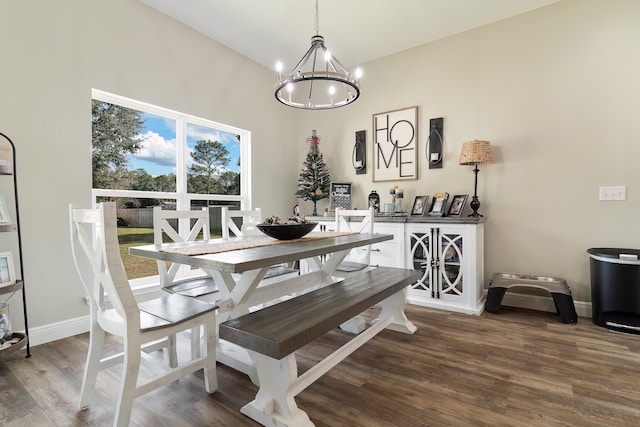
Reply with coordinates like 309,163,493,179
117,227,221,280
118,227,157,279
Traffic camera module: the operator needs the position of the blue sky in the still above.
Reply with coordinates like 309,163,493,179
128,113,241,177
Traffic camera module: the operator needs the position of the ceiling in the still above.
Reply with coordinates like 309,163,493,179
139,0,560,72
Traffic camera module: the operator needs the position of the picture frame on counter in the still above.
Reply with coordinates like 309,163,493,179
447,194,469,217
0,195,10,225
428,192,449,217
410,196,429,216
0,252,15,286
330,182,352,211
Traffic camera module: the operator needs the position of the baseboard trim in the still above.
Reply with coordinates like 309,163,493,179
27,285,165,347
28,315,89,347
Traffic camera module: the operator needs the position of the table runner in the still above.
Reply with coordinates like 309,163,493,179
160,231,355,256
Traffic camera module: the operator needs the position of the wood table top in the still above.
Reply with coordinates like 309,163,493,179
130,233,392,274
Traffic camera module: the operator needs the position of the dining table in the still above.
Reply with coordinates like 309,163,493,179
129,231,393,384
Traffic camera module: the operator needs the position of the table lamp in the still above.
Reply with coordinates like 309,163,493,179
459,140,493,217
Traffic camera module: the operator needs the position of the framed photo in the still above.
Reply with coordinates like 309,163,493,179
448,195,469,217
0,195,10,224
0,146,12,174
0,252,15,286
372,106,418,182
428,192,449,217
410,196,429,216
330,182,352,211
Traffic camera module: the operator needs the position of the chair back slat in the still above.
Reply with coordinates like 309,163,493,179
153,207,211,285
335,207,375,265
221,207,262,238
69,202,139,328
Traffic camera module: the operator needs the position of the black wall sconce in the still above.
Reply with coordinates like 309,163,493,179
353,130,366,175
426,117,444,169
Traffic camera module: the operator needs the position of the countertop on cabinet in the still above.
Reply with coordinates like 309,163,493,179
307,215,486,225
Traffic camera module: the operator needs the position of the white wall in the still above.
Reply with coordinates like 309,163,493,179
295,0,640,304
0,0,298,337
1,0,638,343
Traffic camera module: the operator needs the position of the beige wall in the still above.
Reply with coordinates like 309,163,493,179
295,0,640,304
0,0,638,341
0,0,298,335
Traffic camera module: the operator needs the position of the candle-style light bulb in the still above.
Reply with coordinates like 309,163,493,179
286,83,293,103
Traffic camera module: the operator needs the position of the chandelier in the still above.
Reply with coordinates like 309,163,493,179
274,0,361,110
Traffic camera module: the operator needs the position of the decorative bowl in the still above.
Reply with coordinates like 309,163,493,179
256,222,317,240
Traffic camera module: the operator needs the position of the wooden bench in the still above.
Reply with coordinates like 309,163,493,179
219,266,421,427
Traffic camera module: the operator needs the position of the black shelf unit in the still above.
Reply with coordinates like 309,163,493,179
0,131,30,358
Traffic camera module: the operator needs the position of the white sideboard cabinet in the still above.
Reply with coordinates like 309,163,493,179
405,220,485,315
309,215,486,315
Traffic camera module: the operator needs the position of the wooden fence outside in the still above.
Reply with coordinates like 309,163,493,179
116,207,224,233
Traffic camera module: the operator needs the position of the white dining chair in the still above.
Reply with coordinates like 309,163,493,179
334,207,376,333
153,206,218,301
221,206,299,306
153,206,221,359
69,202,217,427
221,207,262,238
335,207,375,273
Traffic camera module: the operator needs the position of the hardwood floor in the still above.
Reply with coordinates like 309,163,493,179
2,304,640,426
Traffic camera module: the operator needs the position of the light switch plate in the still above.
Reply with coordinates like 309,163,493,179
599,185,626,201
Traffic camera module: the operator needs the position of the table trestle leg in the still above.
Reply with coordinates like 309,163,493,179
241,353,313,427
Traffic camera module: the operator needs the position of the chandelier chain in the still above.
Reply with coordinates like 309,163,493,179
315,0,319,35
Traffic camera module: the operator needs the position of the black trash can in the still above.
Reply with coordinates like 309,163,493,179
587,248,640,334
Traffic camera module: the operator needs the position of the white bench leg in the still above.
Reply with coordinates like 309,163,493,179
241,353,313,427
373,288,416,334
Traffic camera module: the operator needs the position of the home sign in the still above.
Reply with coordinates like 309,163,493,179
372,106,418,182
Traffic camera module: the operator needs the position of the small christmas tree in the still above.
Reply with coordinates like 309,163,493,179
294,130,330,216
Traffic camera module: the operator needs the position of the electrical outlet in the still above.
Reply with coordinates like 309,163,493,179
599,186,626,201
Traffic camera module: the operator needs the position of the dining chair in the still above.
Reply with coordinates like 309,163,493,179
220,206,262,238
335,207,375,273
69,202,217,427
334,207,375,333
153,206,220,359
153,206,218,301
221,206,299,306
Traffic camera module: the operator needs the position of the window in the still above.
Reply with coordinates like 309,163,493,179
91,89,251,283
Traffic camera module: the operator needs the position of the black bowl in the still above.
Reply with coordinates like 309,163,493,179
256,222,317,240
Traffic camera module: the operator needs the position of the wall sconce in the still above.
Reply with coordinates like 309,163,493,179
426,117,443,169
353,130,366,175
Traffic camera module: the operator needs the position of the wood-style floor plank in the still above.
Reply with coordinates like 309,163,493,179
1,304,640,426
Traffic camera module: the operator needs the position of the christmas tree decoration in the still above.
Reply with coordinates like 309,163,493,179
295,130,330,216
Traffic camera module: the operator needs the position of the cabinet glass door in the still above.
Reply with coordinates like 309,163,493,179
408,232,433,296
439,233,463,298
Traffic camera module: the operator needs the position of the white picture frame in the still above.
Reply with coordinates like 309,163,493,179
0,252,16,286
0,195,10,225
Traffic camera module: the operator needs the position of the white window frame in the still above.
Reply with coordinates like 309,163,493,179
91,89,252,289
91,89,252,209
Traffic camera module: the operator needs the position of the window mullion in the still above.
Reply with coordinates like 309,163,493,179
176,117,188,211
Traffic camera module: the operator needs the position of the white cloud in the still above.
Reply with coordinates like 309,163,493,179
134,131,176,166
187,124,239,146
